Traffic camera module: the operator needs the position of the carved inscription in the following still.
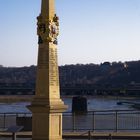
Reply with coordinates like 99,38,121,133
38,48,48,69
49,47,59,86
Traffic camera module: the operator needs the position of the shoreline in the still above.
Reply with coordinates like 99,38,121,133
0,95,33,103
62,95,140,100
0,95,139,103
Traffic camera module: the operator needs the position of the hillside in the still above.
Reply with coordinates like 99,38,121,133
0,61,140,89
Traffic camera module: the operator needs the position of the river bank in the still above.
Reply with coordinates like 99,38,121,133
0,95,139,103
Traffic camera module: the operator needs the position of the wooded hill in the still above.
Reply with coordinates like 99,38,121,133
0,60,140,88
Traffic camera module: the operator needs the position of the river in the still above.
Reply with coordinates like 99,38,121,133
0,96,137,113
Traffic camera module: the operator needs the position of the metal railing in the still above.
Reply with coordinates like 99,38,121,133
0,110,139,132
0,113,31,129
63,110,140,132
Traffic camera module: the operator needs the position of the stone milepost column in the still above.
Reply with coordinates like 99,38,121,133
28,0,67,140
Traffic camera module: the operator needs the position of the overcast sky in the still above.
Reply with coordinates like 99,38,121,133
0,0,140,67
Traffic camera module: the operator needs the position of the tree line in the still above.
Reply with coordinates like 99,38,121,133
0,60,140,89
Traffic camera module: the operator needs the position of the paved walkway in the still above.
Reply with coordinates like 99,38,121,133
0,131,140,139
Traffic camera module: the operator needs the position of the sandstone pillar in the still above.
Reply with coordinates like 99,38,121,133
28,0,67,139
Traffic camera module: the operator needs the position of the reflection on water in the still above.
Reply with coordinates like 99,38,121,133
0,102,31,113
62,97,134,112
0,97,137,113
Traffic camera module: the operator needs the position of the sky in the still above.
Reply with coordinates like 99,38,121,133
0,0,140,67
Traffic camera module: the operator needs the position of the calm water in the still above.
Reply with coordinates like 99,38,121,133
62,97,135,112
0,97,136,113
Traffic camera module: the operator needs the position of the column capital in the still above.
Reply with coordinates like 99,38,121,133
38,0,59,45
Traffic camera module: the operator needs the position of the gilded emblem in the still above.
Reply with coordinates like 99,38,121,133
37,14,59,45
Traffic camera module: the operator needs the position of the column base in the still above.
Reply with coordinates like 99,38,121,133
27,98,67,140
